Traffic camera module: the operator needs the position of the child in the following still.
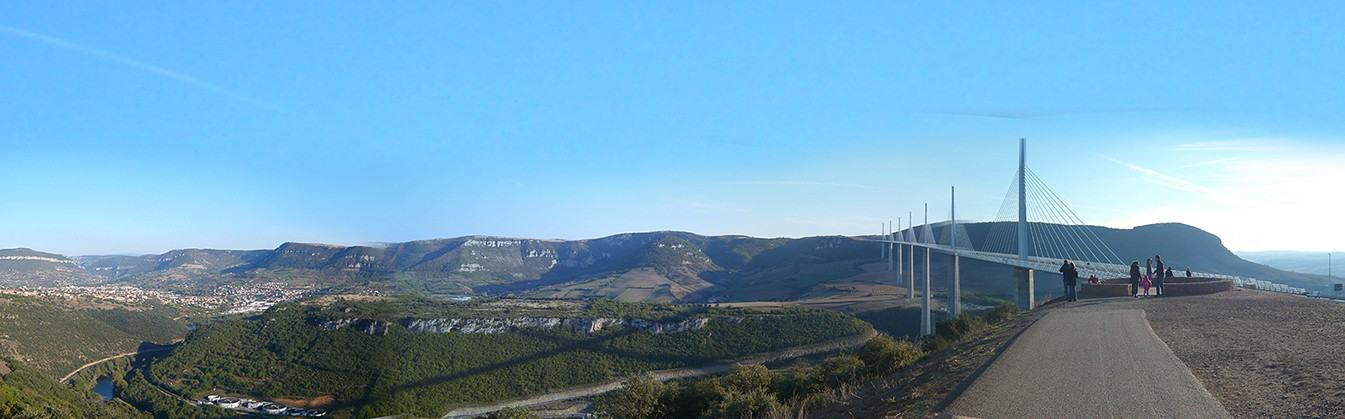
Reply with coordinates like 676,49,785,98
1140,274,1153,296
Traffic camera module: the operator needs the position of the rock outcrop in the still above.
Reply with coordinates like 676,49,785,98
316,318,389,336
400,316,722,335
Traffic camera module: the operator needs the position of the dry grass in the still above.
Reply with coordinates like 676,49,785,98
802,308,1045,418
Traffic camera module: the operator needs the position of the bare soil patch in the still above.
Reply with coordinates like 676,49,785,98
274,394,335,408
1137,290,1345,418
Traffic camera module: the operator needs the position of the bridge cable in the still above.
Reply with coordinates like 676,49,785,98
1026,169,1126,268
1026,169,1107,265
1025,169,1128,277
1025,173,1099,265
987,174,1021,254
1026,183,1071,260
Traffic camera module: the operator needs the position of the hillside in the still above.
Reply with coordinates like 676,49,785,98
0,293,188,378
0,248,104,287
149,296,871,417
1,357,149,418
1,223,1331,302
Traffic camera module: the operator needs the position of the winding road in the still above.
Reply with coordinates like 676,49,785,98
60,345,175,383
442,329,877,418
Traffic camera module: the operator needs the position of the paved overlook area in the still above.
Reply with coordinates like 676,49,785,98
947,290,1345,418
947,306,1230,418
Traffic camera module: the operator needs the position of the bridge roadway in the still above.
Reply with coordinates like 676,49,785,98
945,302,1231,419
871,238,1248,282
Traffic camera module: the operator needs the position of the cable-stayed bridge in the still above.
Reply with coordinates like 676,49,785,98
868,139,1296,336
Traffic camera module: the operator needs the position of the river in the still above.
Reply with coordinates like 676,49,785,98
92,376,114,401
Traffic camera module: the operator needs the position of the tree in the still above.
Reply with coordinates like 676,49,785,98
485,407,538,419
595,375,666,419
722,364,771,394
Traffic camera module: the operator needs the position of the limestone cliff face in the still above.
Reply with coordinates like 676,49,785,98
400,316,724,335
316,318,389,336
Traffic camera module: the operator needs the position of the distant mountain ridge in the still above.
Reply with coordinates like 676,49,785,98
1,224,1335,298
0,248,91,287
1237,250,1342,278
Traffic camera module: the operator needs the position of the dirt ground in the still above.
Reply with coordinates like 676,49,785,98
1136,290,1345,418
273,394,335,408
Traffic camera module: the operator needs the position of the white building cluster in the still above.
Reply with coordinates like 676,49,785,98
0,282,312,315
202,394,327,416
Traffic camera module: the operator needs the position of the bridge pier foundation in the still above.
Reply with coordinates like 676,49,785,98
921,246,932,336
1016,268,1035,311
907,244,915,300
951,254,961,316
888,241,895,271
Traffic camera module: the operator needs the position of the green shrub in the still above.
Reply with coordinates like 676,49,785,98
819,355,865,387
986,302,1019,324
924,334,953,352
771,364,820,401
858,335,923,374
722,364,772,394
936,313,987,342
707,387,781,419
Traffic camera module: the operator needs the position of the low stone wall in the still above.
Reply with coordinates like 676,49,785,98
1161,278,1234,296
1080,277,1233,298
1080,281,1132,298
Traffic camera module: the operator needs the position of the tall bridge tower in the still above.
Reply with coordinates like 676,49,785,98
1016,138,1035,310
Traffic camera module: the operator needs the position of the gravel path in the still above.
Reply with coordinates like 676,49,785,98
947,307,1229,419
1135,290,1345,418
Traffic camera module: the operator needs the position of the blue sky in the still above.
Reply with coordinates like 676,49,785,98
3,2,1344,255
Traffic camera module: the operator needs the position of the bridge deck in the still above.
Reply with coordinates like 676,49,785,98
871,239,1244,282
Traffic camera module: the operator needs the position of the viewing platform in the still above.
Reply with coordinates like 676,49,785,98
1080,277,1234,298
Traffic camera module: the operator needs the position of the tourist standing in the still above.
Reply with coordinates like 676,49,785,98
1130,261,1142,297
1154,255,1166,296
1059,260,1079,302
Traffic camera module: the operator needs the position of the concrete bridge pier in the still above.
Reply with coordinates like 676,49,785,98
896,242,905,296
888,240,895,271
920,246,933,336
951,254,961,316
906,243,915,299
1016,268,1035,311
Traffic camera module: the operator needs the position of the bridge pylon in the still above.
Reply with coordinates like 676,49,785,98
950,186,961,317
920,203,932,336
907,211,915,300
1015,138,1035,311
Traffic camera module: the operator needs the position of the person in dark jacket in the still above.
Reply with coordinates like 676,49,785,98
1130,261,1142,297
1154,255,1166,296
1185,267,1193,278
1059,260,1079,302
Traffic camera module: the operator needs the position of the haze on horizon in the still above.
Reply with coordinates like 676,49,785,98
3,2,1344,255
